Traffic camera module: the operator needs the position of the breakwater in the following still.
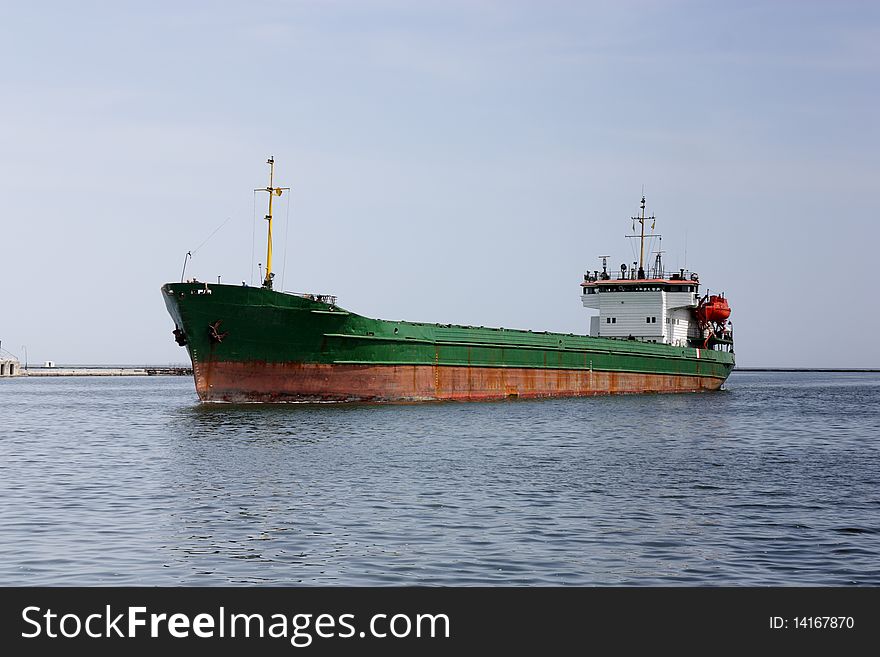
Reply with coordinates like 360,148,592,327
21,367,191,377
734,367,880,372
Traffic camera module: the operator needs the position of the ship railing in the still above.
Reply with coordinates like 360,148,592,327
583,268,700,283
289,292,338,305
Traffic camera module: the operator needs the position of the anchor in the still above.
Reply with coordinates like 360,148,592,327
172,326,188,346
208,320,228,344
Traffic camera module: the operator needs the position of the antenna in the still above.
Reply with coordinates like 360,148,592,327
597,255,610,280
255,157,291,290
653,249,665,279
684,229,688,270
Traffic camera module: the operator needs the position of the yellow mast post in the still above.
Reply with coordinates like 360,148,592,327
255,156,290,289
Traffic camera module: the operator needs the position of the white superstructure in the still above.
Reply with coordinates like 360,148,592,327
581,271,701,346
579,195,727,348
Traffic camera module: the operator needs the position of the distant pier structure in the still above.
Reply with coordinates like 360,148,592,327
0,342,21,377
24,366,192,377
0,341,190,377
0,358,20,377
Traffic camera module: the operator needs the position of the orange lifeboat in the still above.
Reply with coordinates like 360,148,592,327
696,294,731,325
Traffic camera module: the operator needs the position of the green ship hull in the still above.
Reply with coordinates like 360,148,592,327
161,282,735,402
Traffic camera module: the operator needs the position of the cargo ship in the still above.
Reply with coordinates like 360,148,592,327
162,159,734,402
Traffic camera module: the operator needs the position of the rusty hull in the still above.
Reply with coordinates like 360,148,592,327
192,361,726,403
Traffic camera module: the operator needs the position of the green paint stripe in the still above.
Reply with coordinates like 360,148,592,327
325,332,723,363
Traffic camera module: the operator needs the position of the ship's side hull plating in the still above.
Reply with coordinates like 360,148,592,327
193,361,724,402
162,282,734,403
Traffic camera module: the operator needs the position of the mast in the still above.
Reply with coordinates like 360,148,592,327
639,195,646,272
627,195,658,279
255,157,290,289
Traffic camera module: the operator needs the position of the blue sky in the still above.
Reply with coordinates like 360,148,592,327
1,1,878,366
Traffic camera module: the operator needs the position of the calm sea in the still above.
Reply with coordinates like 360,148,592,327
0,371,878,586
